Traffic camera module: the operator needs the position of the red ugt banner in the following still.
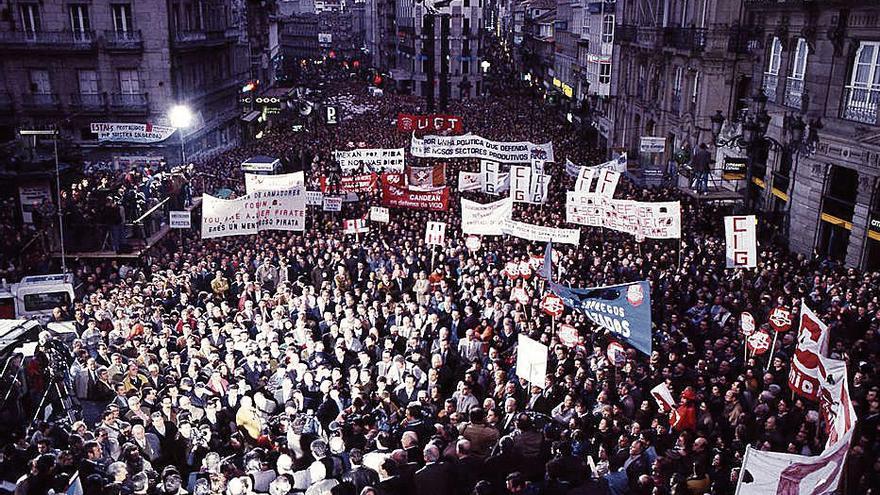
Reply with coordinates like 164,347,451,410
397,113,464,134
381,173,449,211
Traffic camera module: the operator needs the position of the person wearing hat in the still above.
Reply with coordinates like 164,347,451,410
672,387,698,433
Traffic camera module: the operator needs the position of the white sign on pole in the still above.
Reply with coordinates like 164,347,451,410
305,191,324,206
334,148,405,173
724,215,757,268
370,206,389,223
516,334,548,388
245,172,305,193
639,137,666,153
425,221,447,246
169,211,191,229
323,196,343,212
458,171,482,192
461,197,513,235
343,218,369,234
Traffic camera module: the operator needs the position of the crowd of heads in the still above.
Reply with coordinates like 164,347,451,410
0,65,878,495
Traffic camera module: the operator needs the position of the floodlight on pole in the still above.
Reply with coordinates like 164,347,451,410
169,105,193,166
20,129,66,273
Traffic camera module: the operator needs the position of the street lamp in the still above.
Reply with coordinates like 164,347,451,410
20,129,66,273
169,105,193,166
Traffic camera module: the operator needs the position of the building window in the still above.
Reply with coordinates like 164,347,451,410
30,70,51,94
690,70,700,113
69,4,90,38
78,70,98,94
785,38,808,109
118,69,141,104
763,36,782,102
599,62,611,85
841,41,880,125
19,3,41,37
112,4,133,32
601,15,614,43
670,65,683,115
582,13,589,36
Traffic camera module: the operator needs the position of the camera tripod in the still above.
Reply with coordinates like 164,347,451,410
31,375,79,426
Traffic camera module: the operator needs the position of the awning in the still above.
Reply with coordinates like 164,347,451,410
241,110,260,123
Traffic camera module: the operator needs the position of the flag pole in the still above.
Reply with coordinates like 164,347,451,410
734,445,750,495
765,332,778,371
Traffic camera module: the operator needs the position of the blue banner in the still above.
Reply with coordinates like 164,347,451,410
549,280,652,355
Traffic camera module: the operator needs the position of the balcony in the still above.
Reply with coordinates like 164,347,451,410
784,77,804,109
663,27,707,52
840,86,879,125
172,28,238,50
616,24,638,44
70,93,107,112
21,93,61,110
762,74,779,103
103,30,143,51
727,26,761,55
0,30,97,51
109,93,149,113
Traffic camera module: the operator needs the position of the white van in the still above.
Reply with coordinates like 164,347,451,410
0,274,76,322
241,156,282,175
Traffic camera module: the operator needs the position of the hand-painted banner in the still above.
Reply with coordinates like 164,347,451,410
370,206,389,223
381,176,449,211
245,172,305,194
458,171,482,192
319,174,378,193
201,188,306,238
425,221,447,245
574,168,620,198
397,113,463,134
343,218,369,234
408,164,446,190
91,122,176,143
461,197,513,235
565,153,628,178
515,335,548,388
305,191,324,206
322,196,342,212
500,219,580,245
550,280,652,355
510,165,550,204
724,215,757,268
411,133,555,163
789,302,832,401
566,192,681,239
335,148,405,173
480,160,511,195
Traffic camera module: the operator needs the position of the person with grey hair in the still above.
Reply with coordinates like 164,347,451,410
454,438,482,495
414,444,453,495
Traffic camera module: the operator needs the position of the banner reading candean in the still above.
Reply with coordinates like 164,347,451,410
245,172,305,194
201,188,306,238
335,148,405,173
461,197,513,235
411,134,555,163
567,192,681,239
382,180,449,211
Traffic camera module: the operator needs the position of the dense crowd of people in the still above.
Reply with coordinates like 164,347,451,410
0,63,877,495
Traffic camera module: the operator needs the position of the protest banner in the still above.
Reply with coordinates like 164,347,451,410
724,215,757,268
381,178,449,211
640,137,666,153
565,153,628,178
90,122,176,143
397,113,463,133
424,221,447,246
461,197,513,235
465,235,482,251
169,211,191,229
305,191,324,206
342,218,369,234
370,206,389,223
541,294,564,317
334,148,405,173
411,133,555,163
245,172,305,193
322,196,342,212
550,280,652,355
319,174,378,193
515,334,548,388
557,324,578,347
575,168,620,198
510,166,549,204
789,302,831,401
458,171,482,192
566,192,681,239
408,164,446,190
500,219,580,245
201,188,306,238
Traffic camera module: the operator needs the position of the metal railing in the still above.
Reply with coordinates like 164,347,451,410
110,93,149,111
663,27,707,51
70,93,105,109
840,86,879,125
22,93,60,109
762,73,779,102
784,77,804,109
103,30,143,49
0,30,96,47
